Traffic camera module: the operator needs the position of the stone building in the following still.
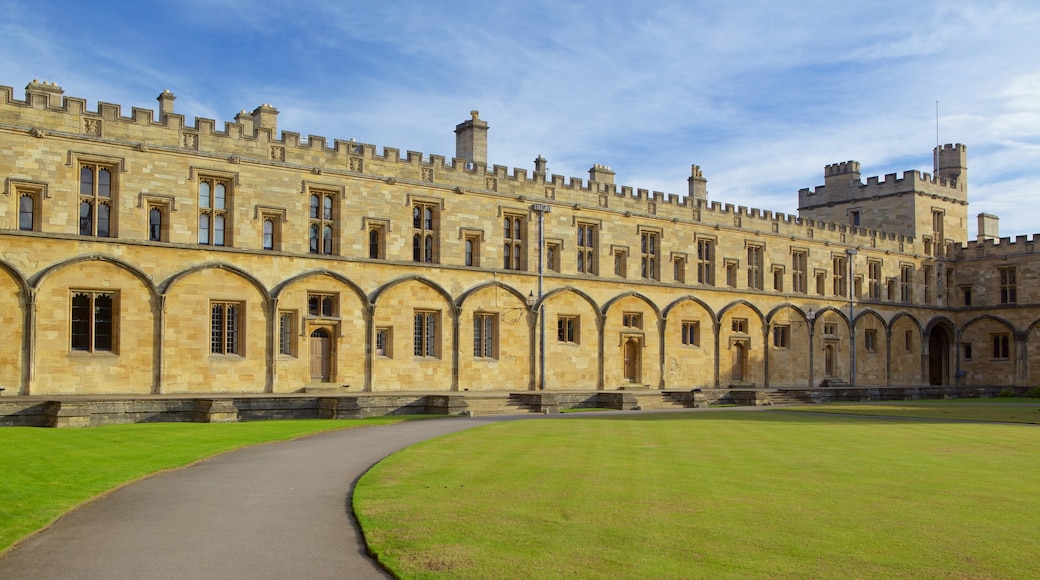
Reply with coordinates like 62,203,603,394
1,79,1038,397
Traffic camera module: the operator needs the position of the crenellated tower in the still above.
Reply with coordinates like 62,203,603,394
798,145,969,253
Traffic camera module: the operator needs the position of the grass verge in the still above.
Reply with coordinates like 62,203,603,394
0,417,407,553
355,410,1040,579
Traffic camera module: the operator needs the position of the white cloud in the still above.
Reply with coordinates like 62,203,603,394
2,0,1040,237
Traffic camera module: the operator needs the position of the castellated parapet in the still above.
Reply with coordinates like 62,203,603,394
0,81,928,256
798,145,968,244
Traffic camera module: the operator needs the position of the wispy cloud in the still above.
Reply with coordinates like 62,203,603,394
2,0,1039,237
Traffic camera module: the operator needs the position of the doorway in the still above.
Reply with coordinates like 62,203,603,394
623,338,640,383
928,327,951,385
310,328,331,382
731,342,746,382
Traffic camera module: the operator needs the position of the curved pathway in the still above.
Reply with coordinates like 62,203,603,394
0,416,508,580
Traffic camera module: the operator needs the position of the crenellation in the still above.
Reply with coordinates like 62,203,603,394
194,117,217,136
64,96,87,116
493,164,509,178
380,146,400,163
307,135,327,151
619,186,632,198
97,101,122,121
667,193,679,205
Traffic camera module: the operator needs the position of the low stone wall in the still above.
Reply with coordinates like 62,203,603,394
0,386,1027,427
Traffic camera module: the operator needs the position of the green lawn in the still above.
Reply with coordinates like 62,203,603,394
354,410,1040,579
0,418,407,553
785,399,1040,423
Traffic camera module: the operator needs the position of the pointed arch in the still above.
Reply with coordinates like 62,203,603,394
457,280,528,309
371,274,457,316
662,295,718,327
602,291,662,318
160,262,270,302
272,268,368,306
32,254,159,303
541,285,600,314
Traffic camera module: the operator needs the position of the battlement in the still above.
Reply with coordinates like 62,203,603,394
0,79,923,254
800,168,965,205
825,160,860,177
951,233,1040,259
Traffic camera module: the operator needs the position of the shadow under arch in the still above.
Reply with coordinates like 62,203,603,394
924,315,958,386
889,311,923,335
853,308,890,332
958,313,1016,334
0,258,31,395
764,302,814,326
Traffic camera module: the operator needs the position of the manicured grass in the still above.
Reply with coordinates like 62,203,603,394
355,410,1040,579
785,400,1040,423
0,418,408,553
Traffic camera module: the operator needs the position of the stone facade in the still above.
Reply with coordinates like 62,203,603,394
1,79,1038,396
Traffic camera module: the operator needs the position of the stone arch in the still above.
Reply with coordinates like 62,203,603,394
811,305,852,385
854,309,888,386
371,274,458,317
602,291,663,389
32,254,160,304
1025,318,1040,385
456,281,531,391
662,295,716,389
718,300,766,387
370,275,457,391
273,269,370,392
161,263,270,393
959,314,1016,387
924,316,958,386
456,280,529,310
272,268,368,306
31,254,159,395
765,303,813,388
541,287,601,390
0,259,29,395
161,262,271,303
889,312,924,385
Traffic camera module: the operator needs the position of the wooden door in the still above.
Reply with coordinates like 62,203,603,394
310,328,331,381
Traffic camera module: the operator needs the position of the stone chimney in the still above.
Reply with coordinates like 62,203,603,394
588,164,615,186
977,213,999,242
234,110,254,136
688,164,708,201
533,155,547,176
251,103,279,136
156,89,176,120
455,110,488,165
25,80,63,109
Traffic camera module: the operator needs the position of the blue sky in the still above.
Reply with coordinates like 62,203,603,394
3,0,1039,238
